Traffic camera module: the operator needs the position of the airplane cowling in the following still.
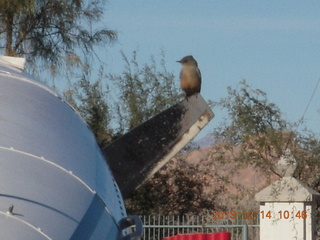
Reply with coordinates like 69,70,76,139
0,60,129,239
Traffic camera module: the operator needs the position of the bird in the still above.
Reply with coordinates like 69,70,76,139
177,55,201,97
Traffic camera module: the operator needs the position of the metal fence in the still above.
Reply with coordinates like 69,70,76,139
139,214,260,240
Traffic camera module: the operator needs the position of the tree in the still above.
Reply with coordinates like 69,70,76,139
64,65,113,144
108,50,183,133
211,80,320,208
65,50,184,141
0,0,34,56
0,0,116,74
125,156,223,215
212,80,289,175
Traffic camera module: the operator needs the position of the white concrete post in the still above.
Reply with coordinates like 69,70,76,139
255,149,320,240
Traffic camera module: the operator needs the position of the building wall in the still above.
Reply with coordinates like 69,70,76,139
260,202,313,240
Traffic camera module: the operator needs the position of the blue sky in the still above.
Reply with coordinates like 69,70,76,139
101,1,320,139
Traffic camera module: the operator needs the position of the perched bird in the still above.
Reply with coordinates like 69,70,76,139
177,55,201,97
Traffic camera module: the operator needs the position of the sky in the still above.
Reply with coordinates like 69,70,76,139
100,1,320,139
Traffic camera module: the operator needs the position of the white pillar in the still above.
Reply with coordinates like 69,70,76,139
255,149,320,240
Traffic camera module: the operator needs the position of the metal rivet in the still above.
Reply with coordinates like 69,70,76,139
7,204,14,214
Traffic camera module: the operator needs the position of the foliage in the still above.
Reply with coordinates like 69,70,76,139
108,50,183,133
65,50,183,141
211,80,320,204
125,156,223,215
292,131,320,191
0,0,116,75
212,80,292,175
214,80,287,145
63,65,113,144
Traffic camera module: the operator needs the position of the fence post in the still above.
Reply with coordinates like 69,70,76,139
242,224,248,240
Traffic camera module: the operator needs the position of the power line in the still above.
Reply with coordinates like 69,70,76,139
284,78,320,151
297,78,320,126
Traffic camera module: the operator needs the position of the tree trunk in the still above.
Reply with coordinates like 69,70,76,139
5,12,15,56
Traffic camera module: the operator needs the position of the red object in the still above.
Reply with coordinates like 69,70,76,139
214,232,231,240
184,234,195,240
206,233,216,240
164,232,230,240
193,233,207,240
177,234,185,240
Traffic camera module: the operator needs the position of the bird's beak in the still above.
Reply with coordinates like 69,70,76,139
176,60,181,63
